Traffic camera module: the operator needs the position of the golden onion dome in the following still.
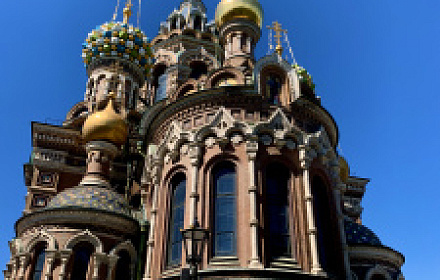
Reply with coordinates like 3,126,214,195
215,0,264,28
339,156,350,183
82,95,128,145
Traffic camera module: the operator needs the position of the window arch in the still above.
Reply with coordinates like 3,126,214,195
167,173,186,266
212,162,237,256
265,162,292,259
70,242,94,280
115,250,131,280
311,174,342,277
30,244,46,280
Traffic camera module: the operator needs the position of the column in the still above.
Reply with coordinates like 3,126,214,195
143,161,161,280
246,140,262,268
10,259,18,280
188,143,201,225
44,250,57,280
58,250,72,280
92,253,106,280
299,145,323,274
17,254,29,280
107,255,118,280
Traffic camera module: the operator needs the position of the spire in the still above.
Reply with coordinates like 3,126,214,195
123,0,133,24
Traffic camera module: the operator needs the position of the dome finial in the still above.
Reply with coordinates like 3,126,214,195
123,0,133,24
267,21,287,56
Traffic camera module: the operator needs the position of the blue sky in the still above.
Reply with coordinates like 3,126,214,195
1,0,439,278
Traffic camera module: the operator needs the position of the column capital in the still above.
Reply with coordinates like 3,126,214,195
189,143,202,166
246,140,258,160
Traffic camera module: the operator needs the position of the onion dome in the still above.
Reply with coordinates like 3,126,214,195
47,186,130,216
81,21,153,77
82,95,128,145
339,156,350,183
345,219,382,246
215,0,264,28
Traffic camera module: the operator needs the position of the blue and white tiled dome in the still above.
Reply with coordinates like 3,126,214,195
345,219,382,246
47,186,130,216
82,21,153,77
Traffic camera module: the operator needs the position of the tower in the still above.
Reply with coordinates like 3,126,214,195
4,1,404,280
215,0,263,77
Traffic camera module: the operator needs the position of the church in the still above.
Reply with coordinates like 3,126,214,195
3,0,404,279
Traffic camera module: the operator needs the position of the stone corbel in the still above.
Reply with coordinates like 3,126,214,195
58,249,72,280
43,249,57,280
17,253,30,280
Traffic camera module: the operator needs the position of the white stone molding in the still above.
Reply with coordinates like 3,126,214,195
64,230,103,253
25,229,57,253
299,144,323,275
106,255,119,280
110,240,137,279
365,265,392,280
58,249,72,280
178,47,219,71
92,252,106,280
246,139,262,268
253,53,300,101
17,253,30,280
44,249,57,280
188,143,202,225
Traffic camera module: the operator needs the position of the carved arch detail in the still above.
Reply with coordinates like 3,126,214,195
64,230,103,253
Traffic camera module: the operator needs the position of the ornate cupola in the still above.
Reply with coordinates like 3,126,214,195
82,0,153,115
215,0,263,72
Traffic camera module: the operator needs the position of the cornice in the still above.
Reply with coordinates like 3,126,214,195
348,245,405,268
15,208,140,237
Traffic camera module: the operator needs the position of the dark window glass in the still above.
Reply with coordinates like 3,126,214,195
266,74,282,105
32,248,46,280
266,163,291,258
194,16,202,30
71,246,93,280
312,175,340,277
213,163,236,256
115,250,131,280
167,174,186,266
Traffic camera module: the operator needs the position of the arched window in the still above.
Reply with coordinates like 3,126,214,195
167,173,186,266
266,163,292,259
171,17,178,30
189,61,208,80
115,250,131,280
194,15,202,30
31,246,46,280
212,162,237,256
153,65,167,102
312,175,342,277
266,74,282,105
71,243,93,280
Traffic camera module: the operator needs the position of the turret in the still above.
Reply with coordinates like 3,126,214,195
215,0,263,73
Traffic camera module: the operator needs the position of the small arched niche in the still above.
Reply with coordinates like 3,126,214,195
189,61,208,80
260,65,289,106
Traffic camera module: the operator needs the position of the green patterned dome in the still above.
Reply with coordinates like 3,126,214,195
82,21,153,77
47,186,130,216
345,219,382,246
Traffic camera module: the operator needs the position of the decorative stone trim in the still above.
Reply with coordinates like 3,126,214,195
348,245,405,269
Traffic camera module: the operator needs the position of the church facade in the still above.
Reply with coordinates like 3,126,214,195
4,1,404,279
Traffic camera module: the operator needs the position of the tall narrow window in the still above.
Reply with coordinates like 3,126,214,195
115,250,131,280
32,247,46,280
312,175,341,277
266,163,292,259
71,243,93,280
266,74,282,105
167,174,186,266
213,162,237,256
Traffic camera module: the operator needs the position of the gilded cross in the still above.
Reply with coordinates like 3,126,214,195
267,21,287,56
123,0,133,24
